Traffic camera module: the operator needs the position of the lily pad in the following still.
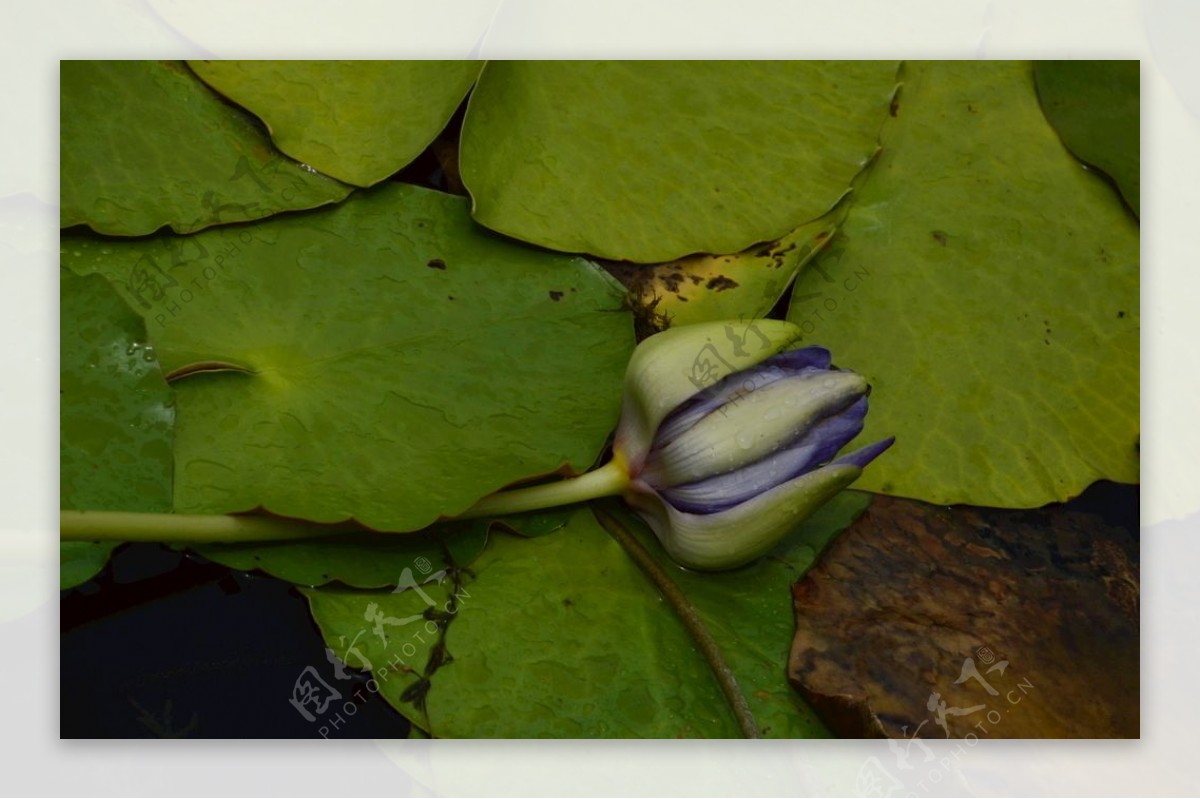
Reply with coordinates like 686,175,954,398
60,269,174,588
60,60,351,236
1035,60,1139,216
787,61,1139,508
63,183,634,531
460,61,898,262
59,541,119,590
189,61,482,188
304,491,869,737
606,201,847,332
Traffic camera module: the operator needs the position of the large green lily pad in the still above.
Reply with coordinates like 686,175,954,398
189,61,481,188
63,183,635,531
61,60,351,236
460,61,898,262
788,61,1139,508
1035,60,1139,216
60,269,174,588
304,491,869,737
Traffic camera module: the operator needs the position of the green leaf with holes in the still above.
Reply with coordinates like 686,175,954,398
60,269,174,588
1035,60,1139,216
190,60,481,188
304,492,868,737
61,60,351,236
460,61,898,262
62,183,634,532
788,61,1138,507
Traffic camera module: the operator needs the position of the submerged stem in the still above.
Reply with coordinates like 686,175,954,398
60,509,356,544
455,458,630,519
592,503,761,739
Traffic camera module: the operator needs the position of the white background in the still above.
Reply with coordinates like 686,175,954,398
1,0,1194,795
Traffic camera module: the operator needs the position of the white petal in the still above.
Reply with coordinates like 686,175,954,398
627,462,863,571
613,320,802,466
642,370,867,487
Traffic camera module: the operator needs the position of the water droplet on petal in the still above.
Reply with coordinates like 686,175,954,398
736,431,755,449
764,407,782,421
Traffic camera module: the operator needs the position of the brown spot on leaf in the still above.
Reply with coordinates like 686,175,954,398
931,230,949,246
661,273,686,294
706,276,739,291
427,258,446,270
548,290,563,301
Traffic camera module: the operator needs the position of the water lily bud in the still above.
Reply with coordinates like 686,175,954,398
615,321,893,571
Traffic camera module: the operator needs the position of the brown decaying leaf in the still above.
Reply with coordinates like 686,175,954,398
788,494,1138,738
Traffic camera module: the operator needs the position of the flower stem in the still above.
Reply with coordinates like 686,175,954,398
455,457,630,519
60,509,356,544
60,458,631,544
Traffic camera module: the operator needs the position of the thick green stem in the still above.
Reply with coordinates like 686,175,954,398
60,509,355,544
61,459,632,544
456,458,630,519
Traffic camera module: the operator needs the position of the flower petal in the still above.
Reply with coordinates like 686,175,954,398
831,435,896,469
627,462,864,571
661,396,868,513
613,320,803,467
642,369,868,488
651,345,833,450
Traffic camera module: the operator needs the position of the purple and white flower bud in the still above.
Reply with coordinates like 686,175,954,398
615,321,893,570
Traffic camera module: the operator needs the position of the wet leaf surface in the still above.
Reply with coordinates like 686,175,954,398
1035,60,1139,216
461,61,897,262
190,60,481,187
60,61,351,236
63,183,634,532
60,270,174,588
305,491,869,737
788,493,1139,738
788,61,1139,508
